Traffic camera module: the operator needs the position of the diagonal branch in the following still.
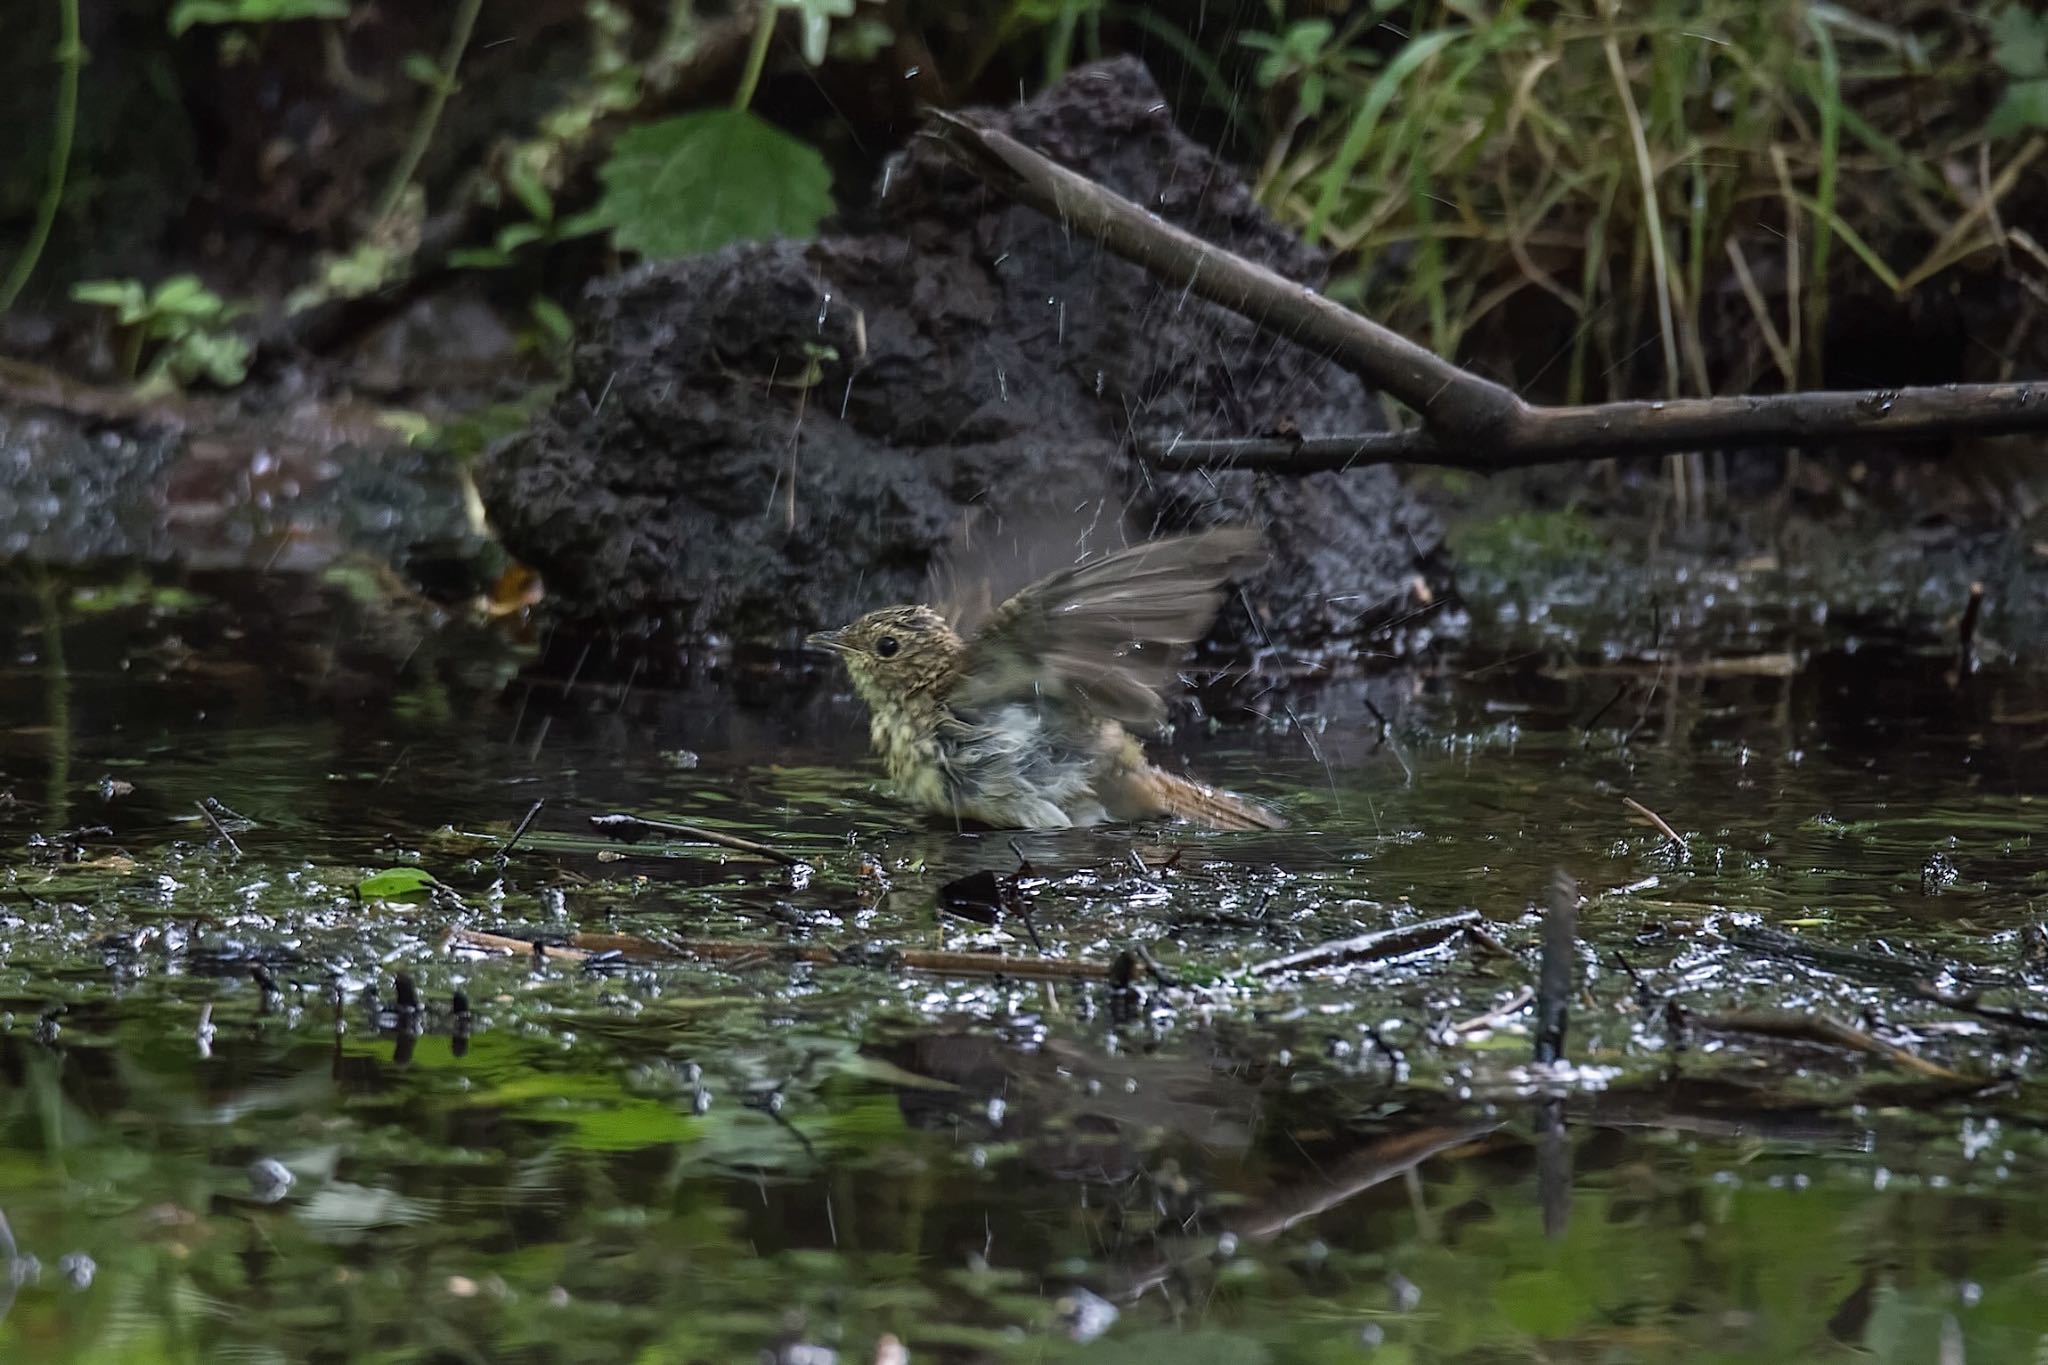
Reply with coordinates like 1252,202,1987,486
926,109,2048,475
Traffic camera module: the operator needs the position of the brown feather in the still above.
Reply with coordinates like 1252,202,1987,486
948,527,1264,726
1099,762,1288,831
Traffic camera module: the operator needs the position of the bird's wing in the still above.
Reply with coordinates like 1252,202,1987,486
946,527,1263,727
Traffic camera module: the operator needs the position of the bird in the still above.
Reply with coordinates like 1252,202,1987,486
808,527,1285,831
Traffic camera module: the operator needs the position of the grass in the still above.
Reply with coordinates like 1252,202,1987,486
1243,0,2042,411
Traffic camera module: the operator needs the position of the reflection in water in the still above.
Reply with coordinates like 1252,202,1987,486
0,573,2043,1359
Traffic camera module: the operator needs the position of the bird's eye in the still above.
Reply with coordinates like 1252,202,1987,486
875,635,900,659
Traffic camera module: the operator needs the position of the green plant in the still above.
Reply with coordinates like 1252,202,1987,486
1988,4,2048,134
0,0,81,314
375,0,483,225
70,275,250,388
1246,0,2023,410
587,0,847,261
166,0,345,35
445,156,609,270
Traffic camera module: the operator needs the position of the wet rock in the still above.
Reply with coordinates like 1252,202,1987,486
0,400,479,575
481,56,1448,658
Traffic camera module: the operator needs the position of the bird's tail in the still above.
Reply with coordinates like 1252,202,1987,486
1132,766,1287,832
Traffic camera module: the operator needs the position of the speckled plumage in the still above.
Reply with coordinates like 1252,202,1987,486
809,530,1285,831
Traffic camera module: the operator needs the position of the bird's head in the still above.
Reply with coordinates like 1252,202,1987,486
808,605,962,710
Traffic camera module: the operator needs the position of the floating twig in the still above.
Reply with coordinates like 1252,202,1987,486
1247,910,1481,977
195,800,242,858
589,812,806,866
1621,795,1686,853
1686,1008,1967,1081
1451,985,1535,1034
449,926,1116,980
1722,923,1966,988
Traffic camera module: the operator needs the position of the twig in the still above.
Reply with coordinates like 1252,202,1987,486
1451,985,1535,1034
1686,1008,1966,1082
195,800,242,858
1247,910,1481,977
925,108,1517,437
1534,869,1578,1065
453,926,592,962
1722,923,1963,988
1621,795,1686,853
499,799,545,861
924,110,2048,474
589,812,806,866
449,926,1117,980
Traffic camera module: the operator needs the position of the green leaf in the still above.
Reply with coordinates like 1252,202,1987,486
71,279,149,323
1987,77,2048,137
504,161,554,224
168,0,346,35
149,275,223,318
777,0,855,66
495,221,548,253
594,109,834,260
528,297,575,345
171,330,251,386
552,207,612,239
402,51,457,93
357,867,439,901
447,246,514,269
1992,5,2048,79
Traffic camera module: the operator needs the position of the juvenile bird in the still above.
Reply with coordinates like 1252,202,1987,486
809,528,1284,831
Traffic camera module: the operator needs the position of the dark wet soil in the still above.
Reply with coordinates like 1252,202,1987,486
1,555,2047,1362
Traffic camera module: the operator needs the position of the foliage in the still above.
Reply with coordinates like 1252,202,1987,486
0,0,80,314
445,156,609,271
167,0,346,35
593,109,834,260
1988,5,2048,135
69,274,250,387
356,866,439,901
1245,1,2029,405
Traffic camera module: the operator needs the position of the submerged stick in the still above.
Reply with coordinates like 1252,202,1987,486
589,812,806,866
1534,869,1578,1065
450,926,1115,980
1688,1009,1966,1081
1247,910,1481,977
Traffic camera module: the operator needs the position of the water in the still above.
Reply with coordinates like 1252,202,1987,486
1,568,2045,1363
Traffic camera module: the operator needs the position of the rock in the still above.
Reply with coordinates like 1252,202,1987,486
481,56,1448,661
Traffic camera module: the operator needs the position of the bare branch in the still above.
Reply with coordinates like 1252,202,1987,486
926,109,2048,475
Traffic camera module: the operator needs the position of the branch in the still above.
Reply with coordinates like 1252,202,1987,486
922,109,1523,439
926,110,2048,475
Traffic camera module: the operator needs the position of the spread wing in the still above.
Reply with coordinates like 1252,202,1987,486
947,527,1264,727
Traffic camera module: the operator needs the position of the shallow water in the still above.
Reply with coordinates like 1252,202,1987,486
1,569,2047,1363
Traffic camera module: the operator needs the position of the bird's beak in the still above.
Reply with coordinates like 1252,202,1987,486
806,628,850,654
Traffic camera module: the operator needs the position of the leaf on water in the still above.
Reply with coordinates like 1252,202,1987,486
594,109,834,260
357,867,439,901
